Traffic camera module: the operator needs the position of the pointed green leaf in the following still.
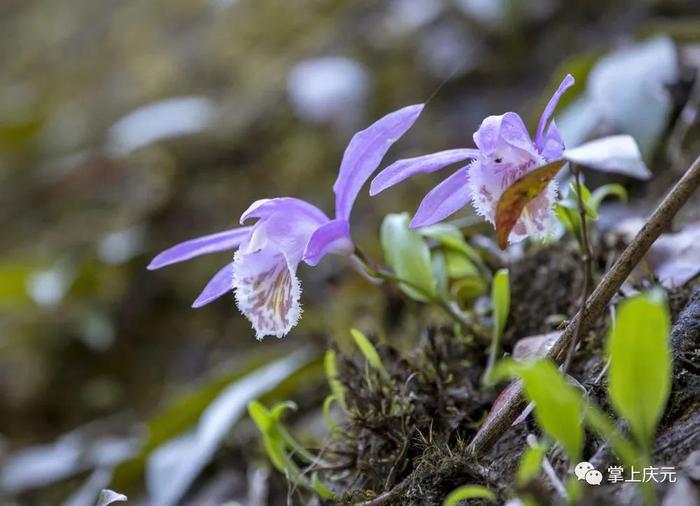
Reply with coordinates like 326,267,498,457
589,183,627,212
606,291,671,450
493,359,584,461
322,395,340,433
350,329,388,379
324,350,346,410
380,213,436,301
491,269,510,342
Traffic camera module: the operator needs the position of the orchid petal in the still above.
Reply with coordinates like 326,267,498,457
473,112,534,156
148,228,251,270
192,262,234,308
539,119,565,161
334,104,424,220
240,197,329,225
233,245,301,340
238,197,331,268
369,148,478,196
410,167,471,228
562,135,651,179
303,219,354,266
534,74,575,151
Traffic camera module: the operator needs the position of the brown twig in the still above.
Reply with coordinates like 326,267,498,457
563,166,594,372
467,154,700,457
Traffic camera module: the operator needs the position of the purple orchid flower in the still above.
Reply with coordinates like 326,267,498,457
148,104,423,339
371,75,575,243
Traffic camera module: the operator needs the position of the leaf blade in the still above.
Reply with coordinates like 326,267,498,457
491,269,510,343
380,213,436,301
493,359,584,461
606,291,671,449
350,329,388,379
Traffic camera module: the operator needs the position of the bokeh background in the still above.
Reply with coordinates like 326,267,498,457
1,0,699,504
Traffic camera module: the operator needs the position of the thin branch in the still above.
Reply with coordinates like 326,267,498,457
467,154,700,457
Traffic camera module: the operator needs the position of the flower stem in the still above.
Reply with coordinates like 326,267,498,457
563,165,593,372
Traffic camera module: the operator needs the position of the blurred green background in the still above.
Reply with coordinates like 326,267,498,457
1,0,698,504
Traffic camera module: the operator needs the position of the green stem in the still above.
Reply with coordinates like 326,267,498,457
563,166,593,373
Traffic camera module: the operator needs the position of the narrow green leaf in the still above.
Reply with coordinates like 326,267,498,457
322,395,340,433
247,401,272,432
380,213,436,302
491,269,510,342
555,204,580,236
248,402,287,472
249,401,334,498
324,350,346,410
493,359,584,461
270,400,297,421
589,183,627,212
606,291,671,450
483,269,511,383
350,329,388,379
579,183,597,219
431,250,449,299
443,485,496,505
311,473,335,499
278,424,318,465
